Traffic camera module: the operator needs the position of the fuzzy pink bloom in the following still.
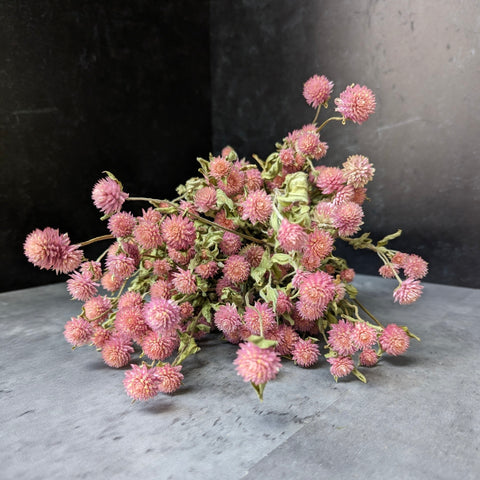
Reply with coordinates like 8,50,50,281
141,330,178,361
393,279,423,305
335,283,346,301
234,342,281,385
245,168,263,191
316,202,335,223
275,325,300,356
152,258,172,277
315,167,345,194
167,246,195,265
379,264,399,279
335,84,376,124
118,291,143,310
279,148,296,170
134,220,163,250
221,146,237,159
240,244,265,268
143,297,181,333
214,209,236,230
123,364,160,401
275,291,294,315
342,155,375,188
379,324,409,356
105,253,136,281
218,167,246,197
67,271,98,301
115,305,149,341
292,338,320,367
161,215,196,251
179,301,194,320
141,207,163,223
102,335,134,368
100,271,124,292
83,296,112,322
63,317,94,346
172,269,197,295
209,155,231,179
156,364,184,393
195,261,219,279
243,302,276,336
214,304,242,335
303,229,334,264
107,211,136,238
292,269,311,289
327,356,355,378
220,232,242,256
296,130,326,159
80,261,102,281
340,268,355,283
359,348,378,367
391,252,408,267
299,271,336,310
223,255,251,284
303,74,334,108
332,201,364,236
332,184,355,205
91,177,128,215
278,219,307,252
351,322,378,349
352,187,368,205
241,190,273,224
294,300,325,323
215,276,238,298
328,319,357,356
403,254,428,280
91,326,112,348
194,186,217,213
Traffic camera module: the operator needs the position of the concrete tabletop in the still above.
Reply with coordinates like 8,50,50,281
1,274,479,480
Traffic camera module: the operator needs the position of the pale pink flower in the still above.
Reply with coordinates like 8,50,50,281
245,168,263,191
101,334,134,368
220,232,242,256
335,84,376,124
63,317,93,346
141,207,163,223
91,177,128,215
340,268,355,283
327,356,354,378
83,296,112,322
221,146,236,159
209,155,231,179
295,300,325,323
240,244,265,268
359,348,378,367
379,324,409,356
279,147,296,170
278,219,307,252
123,364,160,401
275,291,294,315
393,279,423,305
161,215,196,251
118,291,143,310
143,297,181,333
195,261,219,279
105,253,136,281
152,258,172,277
332,201,364,236
100,271,124,292
179,301,194,320
315,201,335,223
167,246,195,265
243,301,276,336
156,364,184,393
217,166,246,197
108,211,136,238
303,74,334,108
379,264,399,279
332,184,355,205
291,269,311,289
342,155,375,188
172,269,197,295
298,271,336,309
315,167,345,194
80,261,102,281
91,326,112,348
115,305,149,341
214,209,236,229
67,271,98,301
296,130,323,158
194,186,217,213
234,342,281,385
241,190,273,224
292,338,320,367
214,303,242,335
141,330,178,361
134,220,163,250
303,229,334,263
391,252,408,267
328,319,357,356
223,255,251,284
351,322,378,349
275,325,300,356
403,254,428,280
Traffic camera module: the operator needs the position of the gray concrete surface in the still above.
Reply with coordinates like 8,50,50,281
1,275,479,479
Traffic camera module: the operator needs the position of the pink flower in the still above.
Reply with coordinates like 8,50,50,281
303,229,334,264
115,305,149,342
83,296,112,322
295,299,325,322
241,189,273,224
393,279,423,305
351,322,378,349
275,291,294,315
335,84,376,124
278,219,307,252
275,325,300,356
100,271,124,292
332,184,355,205
195,261,219,279
243,301,276,336
332,201,364,236
152,258,172,277
91,326,112,348
101,334,134,368
327,356,354,378
141,330,179,361
220,232,242,256
80,261,102,281
296,130,327,159
315,167,345,194
105,253,136,281
379,324,409,356
67,271,98,301
359,348,378,367
327,319,357,356
143,297,181,333
107,211,136,238
391,252,408,267
245,168,263,191
194,186,217,213
156,364,184,393
223,255,251,284
240,244,265,268
167,246,195,265
340,268,355,283
179,301,194,320
161,215,196,251
91,177,128,215
214,304,242,335
118,291,143,310
217,166,246,197
134,220,163,250
403,254,428,280
172,269,197,295
303,74,334,108
209,155,231,179
234,342,281,385
292,338,320,367
63,317,93,346
123,364,160,401
379,264,399,279
342,155,375,188
298,271,336,310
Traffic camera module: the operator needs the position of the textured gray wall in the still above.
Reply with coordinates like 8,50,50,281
210,0,480,287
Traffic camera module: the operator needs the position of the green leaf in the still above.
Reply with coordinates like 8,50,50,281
175,332,201,365
401,325,421,342
216,189,235,212
251,381,266,401
377,229,402,247
201,301,212,322
277,172,309,206
247,335,278,349
344,284,358,299
352,368,367,383
271,253,292,265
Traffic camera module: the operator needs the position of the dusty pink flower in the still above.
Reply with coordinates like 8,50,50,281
156,364,184,393
332,201,364,236
403,254,428,280
100,271,124,292
195,261,219,279
379,264,399,279
292,269,311,289
241,190,273,224
102,334,134,368
105,253,136,280
340,268,355,283
141,330,179,361
152,258,172,277
209,155,231,179
245,168,263,191
115,305,149,341
67,271,98,301
161,215,196,251
107,211,136,238
220,232,242,256
391,252,408,267
278,219,307,252
298,271,336,309
243,301,276,336
172,269,197,295
123,364,160,401
327,356,354,378
118,291,143,310
328,319,357,356
315,167,345,194
234,342,281,385
279,148,296,170
63,317,94,346
91,326,112,349
141,207,163,223
240,244,265,268
275,291,294,316
352,187,367,205
223,255,251,284
194,186,217,212
393,279,423,305
303,229,334,264
292,338,320,367
167,246,195,265
303,74,334,108
91,177,128,215
335,84,376,124
316,201,335,223
332,184,355,205
296,130,325,159
218,166,246,197
214,209,236,229
134,220,163,250
351,322,378,349
221,146,236,159
80,261,102,281
214,303,242,335
359,348,378,367
143,297,181,333
379,324,409,356
179,301,194,320
342,155,375,188
83,296,112,322
275,325,300,356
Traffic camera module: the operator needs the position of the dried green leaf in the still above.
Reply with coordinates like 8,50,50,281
377,229,402,247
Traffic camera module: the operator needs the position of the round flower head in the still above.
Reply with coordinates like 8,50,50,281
161,214,196,251
194,186,217,213
315,167,346,194
303,74,334,108
335,84,376,124
391,252,408,267
118,291,143,310
123,364,160,401
217,166,246,197
134,220,163,250
340,268,355,283
107,211,136,238
342,155,375,188
351,322,378,350
167,246,195,265
275,325,300,356
172,269,197,295
234,342,282,385
359,348,378,367
296,130,325,159
152,258,172,277
100,271,124,292
292,338,320,367
240,244,265,268
80,261,102,281
243,302,276,336
241,190,273,224
327,356,354,378
105,253,136,281
83,296,112,322
332,201,364,237
327,319,357,356
275,291,294,316
223,255,251,284
156,364,184,394
245,168,263,191
143,297,181,333
403,254,428,280
101,334,134,368
393,279,423,305
63,317,94,346
91,176,128,215
195,261,219,279
214,303,242,335
67,271,98,302
298,271,336,310
91,326,112,349
209,155,231,180
379,324,409,356
141,330,178,361
303,229,334,263
115,305,149,342
141,207,162,223
278,219,307,252
220,232,242,256
379,264,399,279
295,299,325,323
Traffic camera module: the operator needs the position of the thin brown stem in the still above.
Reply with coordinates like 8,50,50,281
352,298,384,328
80,234,114,247
316,116,345,132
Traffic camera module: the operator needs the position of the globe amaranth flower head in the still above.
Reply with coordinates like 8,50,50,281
91,175,129,215
123,364,161,401
234,342,282,385
335,84,376,124
303,74,334,108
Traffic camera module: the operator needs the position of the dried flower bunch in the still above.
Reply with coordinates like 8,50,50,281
24,74,428,401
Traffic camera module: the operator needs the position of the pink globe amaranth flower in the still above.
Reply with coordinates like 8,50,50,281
275,291,294,316
335,282,346,301
223,255,251,284
342,155,375,188
391,252,408,267
215,275,237,298
214,209,236,229
303,74,334,108
67,271,98,301
379,264,399,279
245,168,263,191
298,271,336,309
327,356,355,378
403,254,428,280
161,214,196,251
195,261,219,279
214,303,242,335
292,338,320,367
220,231,242,256
156,364,184,394
118,291,143,310
351,322,378,350
340,268,355,283
316,201,335,223
80,261,102,281
143,297,181,333
275,324,300,355
105,253,136,281
352,187,367,205
91,326,112,348
241,189,273,225
332,201,364,237
115,305,149,342
328,319,357,356
152,258,172,277
393,279,423,305
194,186,217,213
315,166,345,195
234,342,282,385
240,244,265,268
243,301,276,336
91,177,128,215
279,147,296,170
123,364,160,401
379,324,409,356
64,317,93,346
133,220,163,250
295,299,325,323
141,330,179,361
359,348,378,367
278,219,307,252
179,301,194,320
141,207,163,223
209,155,231,180
172,269,197,295
218,166,246,197
107,211,136,238
221,145,237,159
167,246,195,265
83,296,112,322
102,334,134,368
332,184,356,205
296,130,324,159
100,271,124,292
291,269,311,289
335,84,376,124
304,229,334,261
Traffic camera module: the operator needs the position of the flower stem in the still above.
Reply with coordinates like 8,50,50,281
80,234,114,247
316,116,345,133
352,298,384,328
312,105,322,124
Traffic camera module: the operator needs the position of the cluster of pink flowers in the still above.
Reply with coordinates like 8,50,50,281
25,74,427,402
